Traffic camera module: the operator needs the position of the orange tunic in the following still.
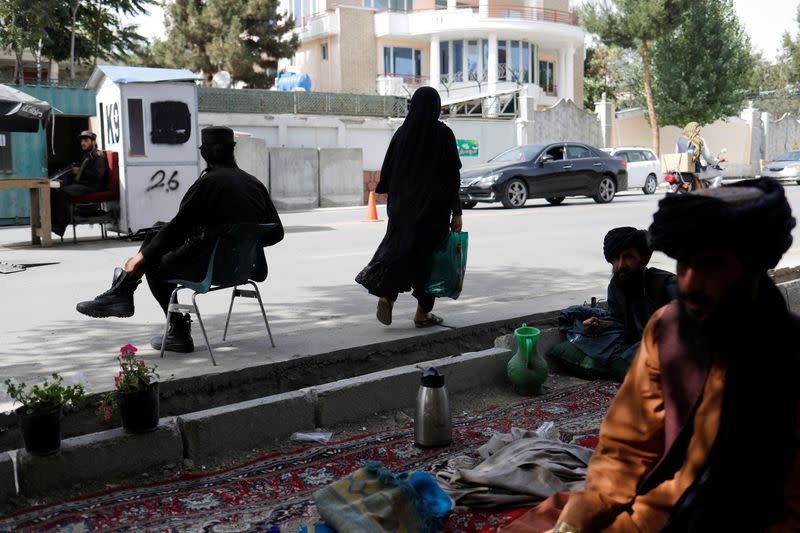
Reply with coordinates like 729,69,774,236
503,306,800,533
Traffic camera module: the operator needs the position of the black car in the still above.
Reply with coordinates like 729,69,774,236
459,142,629,209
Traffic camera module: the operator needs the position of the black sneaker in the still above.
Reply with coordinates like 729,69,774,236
151,313,195,353
76,267,140,318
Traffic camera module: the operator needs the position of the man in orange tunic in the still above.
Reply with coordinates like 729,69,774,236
503,178,800,532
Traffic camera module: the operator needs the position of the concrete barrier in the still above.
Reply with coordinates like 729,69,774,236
319,148,364,207
312,348,513,427
0,452,15,503
780,279,800,312
269,148,319,210
16,418,183,497
234,134,270,190
178,390,315,461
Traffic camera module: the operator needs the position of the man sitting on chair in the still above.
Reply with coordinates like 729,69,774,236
76,126,284,353
50,130,108,237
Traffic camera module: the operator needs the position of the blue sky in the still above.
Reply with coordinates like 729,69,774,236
126,0,799,63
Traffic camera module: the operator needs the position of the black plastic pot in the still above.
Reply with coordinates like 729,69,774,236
18,404,62,456
118,382,160,434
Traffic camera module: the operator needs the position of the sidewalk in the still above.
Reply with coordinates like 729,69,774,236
0,220,609,414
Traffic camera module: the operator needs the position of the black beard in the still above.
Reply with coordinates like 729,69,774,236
612,268,645,295
677,277,755,353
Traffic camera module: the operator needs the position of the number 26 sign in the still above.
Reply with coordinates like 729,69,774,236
146,169,180,193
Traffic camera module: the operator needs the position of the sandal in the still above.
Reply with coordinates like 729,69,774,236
414,313,444,328
377,297,394,325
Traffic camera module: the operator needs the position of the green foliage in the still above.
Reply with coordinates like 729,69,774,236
583,43,644,110
577,0,689,48
149,0,299,87
783,6,800,84
652,0,753,127
4,374,86,415
0,0,61,81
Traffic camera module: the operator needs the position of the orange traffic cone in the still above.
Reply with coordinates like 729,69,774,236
365,191,381,222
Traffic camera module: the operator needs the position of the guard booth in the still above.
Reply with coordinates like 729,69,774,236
87,66,200,234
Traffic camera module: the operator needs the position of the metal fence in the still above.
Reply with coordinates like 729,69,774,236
198,88,408,118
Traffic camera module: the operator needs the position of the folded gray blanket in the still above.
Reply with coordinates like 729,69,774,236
437,428,593,509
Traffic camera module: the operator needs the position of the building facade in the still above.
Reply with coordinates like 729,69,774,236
281,0,585,108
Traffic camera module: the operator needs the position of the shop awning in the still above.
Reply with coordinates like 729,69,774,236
0,84,53,133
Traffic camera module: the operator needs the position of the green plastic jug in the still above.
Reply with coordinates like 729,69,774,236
506,324,548,395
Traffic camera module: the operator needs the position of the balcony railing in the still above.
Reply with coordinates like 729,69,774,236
486,5,578,25
371,4,578,25
376,73,430,97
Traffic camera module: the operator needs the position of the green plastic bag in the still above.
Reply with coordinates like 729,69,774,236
425,231,468,299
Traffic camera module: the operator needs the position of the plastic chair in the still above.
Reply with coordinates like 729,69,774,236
160,223,279,366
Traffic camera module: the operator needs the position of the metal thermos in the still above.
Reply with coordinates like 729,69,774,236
414,368,452,447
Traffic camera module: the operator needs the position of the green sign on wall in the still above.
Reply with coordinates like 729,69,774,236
457,139,479,157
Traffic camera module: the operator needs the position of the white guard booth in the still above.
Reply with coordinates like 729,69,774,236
87,66,200,234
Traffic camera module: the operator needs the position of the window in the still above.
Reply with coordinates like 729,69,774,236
371,0,411,9
467,40,479,80
643,150,657,161
150,101,191,145
321,43,328,60
545,145,565,161
628,151,644,163
510,41,520,81
435,0,446,7
567,145,593,159
453,40,463,80
440,41,449,80
0,132,11,173
383,46,423,77
498,40,507,78
539,60,555,94
127,98,146,156
522,42,530,83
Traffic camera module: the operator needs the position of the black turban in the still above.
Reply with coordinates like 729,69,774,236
648,178,795,271
603,226,650,262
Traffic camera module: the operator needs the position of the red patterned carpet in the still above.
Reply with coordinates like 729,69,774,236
0,382,618,533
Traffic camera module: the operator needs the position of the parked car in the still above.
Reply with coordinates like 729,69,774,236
761,150,800,184
459,142,628,209
601,147,661,194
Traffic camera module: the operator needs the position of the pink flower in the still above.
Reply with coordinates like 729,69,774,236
120,343,138,355
103,411,112,422
139,360,145,366
114,375,120,385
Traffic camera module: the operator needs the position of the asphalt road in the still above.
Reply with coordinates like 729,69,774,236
2,186,800,402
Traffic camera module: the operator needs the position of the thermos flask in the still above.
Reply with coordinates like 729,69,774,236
414,368,452,447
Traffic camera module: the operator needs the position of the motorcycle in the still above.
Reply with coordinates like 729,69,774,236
664,148,727,193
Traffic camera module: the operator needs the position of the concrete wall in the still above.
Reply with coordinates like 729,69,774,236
448,118,519,167
269,148,320,210
234,134,270,190
319,148,364,206
528,99,602,147
765,113,800,161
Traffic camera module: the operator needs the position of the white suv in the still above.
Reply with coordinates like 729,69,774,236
601,147,661,194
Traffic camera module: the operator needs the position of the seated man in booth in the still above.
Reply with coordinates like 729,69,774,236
50,130,108,236
75,126,284,353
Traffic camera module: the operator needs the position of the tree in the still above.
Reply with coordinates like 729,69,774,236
651,0,753,127
0,0,59,83
783,6,800,84
151,0,299,87
578,0,689,154
583,43,644,110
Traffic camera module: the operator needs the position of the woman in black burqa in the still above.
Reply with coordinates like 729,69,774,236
356,87,463,327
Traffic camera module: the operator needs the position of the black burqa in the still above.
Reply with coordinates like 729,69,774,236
356,87,462,299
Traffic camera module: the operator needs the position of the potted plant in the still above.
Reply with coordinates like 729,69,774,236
98,344,161,433
4,373,86,456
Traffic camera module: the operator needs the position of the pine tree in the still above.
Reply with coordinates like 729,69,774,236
578,0,690,154
652,0,753,127
152,0,299,88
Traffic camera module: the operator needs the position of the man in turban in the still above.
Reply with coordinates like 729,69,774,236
548,227,677,381
74,127,284,353
503,178,800,532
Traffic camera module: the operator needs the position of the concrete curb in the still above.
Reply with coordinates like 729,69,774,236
179,391,315,461
16,418,183,497
0,452,14,503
